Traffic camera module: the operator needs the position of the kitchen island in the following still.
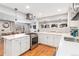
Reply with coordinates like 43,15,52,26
1,33,30,56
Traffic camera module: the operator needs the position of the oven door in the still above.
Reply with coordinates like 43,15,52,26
31,37,38,49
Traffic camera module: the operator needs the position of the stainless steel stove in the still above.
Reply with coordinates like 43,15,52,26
27,33,38,50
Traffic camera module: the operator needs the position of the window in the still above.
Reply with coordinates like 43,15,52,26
51,24,58,28
33,25,36,29
59,23,67,28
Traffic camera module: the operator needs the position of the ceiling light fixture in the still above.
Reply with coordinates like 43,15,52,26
14,8,18,21
26,5,30,9
57,9,62,12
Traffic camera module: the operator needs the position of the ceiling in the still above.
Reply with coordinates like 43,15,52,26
1,3,71,18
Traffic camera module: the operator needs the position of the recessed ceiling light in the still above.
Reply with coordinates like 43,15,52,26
57,9,61,12
26,5,30,9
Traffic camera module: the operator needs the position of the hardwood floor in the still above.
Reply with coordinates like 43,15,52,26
0,39,4,56
21,44,56,56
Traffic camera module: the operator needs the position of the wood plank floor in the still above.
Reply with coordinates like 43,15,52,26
0,39,4,56
21,44,56,56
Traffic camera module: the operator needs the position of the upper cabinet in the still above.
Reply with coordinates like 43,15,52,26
72,12,79,21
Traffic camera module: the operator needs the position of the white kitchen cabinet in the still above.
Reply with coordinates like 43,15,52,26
38,34,54,47
20,36,30,54
38,34,48,45
4,40,12,56
48,35,61,47
38,33,61,47
47,34,55,47
53,35,61,47
11,39,21,56
3,34,30,56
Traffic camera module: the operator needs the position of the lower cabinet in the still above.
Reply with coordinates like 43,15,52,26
47,34,55,47
38,34,48,45
4,40,12,56
38,33,61,47
54,35,61,47
20,36,30,54
4,36,30,56
11,39,21,56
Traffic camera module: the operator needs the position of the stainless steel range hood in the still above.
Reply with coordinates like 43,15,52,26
72,12,79,20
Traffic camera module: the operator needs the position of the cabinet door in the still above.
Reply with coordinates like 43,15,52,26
40,34,47,44
38,34,42,43
20,36,30,54
54,35,61,47
38,34,45,43
26,37,30,50
12,39,20,56
4,40,12,56
47,34,54,47
44,34,49,45
20,37,27,54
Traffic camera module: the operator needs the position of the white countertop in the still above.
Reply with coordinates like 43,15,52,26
56,36,79,56
36,32,79,39
2,33,29,40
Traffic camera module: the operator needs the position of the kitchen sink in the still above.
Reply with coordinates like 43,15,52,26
64,37,79,43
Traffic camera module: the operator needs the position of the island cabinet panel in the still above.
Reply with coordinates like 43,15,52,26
38,33,62,47
4,40,12,56
20,36,30,54
4,35,30,56
11,39,21,56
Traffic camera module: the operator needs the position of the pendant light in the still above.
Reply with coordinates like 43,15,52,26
14,8,18,21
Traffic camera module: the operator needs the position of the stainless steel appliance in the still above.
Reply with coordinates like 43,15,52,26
27,33,38,50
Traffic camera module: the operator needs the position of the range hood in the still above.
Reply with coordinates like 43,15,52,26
72,3,79,21
72,12,79,20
